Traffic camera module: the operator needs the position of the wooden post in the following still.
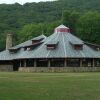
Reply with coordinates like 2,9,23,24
34,59,37,67
24,60,26,67
80,59,83,67
20,60,21,67
93,58,95,67
64,58,67,67
48,59,51,67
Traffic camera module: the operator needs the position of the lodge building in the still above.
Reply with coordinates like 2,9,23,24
0,24,100,72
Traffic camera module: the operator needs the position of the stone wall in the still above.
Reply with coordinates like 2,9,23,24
0,65,13,71
19,67,100,72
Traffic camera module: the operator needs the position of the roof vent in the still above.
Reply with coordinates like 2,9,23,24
54,24,70,33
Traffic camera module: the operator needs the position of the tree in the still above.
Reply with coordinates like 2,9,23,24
18,21,61,43
76,11,100,44
63,10,80,33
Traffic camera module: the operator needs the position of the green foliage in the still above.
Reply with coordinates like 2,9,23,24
0,0,100,50
76,11,100,44
63,10,80,33
18,21,61,42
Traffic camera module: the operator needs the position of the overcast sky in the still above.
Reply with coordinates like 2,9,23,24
0,0,55,4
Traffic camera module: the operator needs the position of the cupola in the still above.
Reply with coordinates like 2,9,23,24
54,24,70,33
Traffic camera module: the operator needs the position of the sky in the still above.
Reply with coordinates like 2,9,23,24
0,0,55,5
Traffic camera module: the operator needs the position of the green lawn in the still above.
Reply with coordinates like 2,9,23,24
0,72,100,100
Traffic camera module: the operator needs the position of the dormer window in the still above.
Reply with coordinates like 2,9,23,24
24,47,32,51
47,44,56,50
9,47,21,53
74,44,83,50
69,41,83,50
24,42,43,51
97,48,100,51
31,35,46,44
46,41,59,50
32,39,43,44
84,42,100,51
27,47,31,51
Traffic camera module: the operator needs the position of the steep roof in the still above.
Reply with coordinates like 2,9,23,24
15,25,100,59
0,34,46,60
12,34,46,49
0,25,100,60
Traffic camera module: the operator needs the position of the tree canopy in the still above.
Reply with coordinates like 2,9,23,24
0,0,100,50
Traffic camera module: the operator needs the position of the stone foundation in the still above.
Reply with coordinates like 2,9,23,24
19,67,100,72
0,65,13,71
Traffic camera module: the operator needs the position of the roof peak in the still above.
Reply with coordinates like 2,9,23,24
56,24,69,29
54,24,70,33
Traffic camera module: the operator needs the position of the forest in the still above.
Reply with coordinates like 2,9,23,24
0,0,100,50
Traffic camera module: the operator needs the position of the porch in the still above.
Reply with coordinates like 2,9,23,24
13,58,100,71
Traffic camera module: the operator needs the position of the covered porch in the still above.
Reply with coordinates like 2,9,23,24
14,58,100,70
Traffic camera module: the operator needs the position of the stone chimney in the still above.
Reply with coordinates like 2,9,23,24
6,34,12,50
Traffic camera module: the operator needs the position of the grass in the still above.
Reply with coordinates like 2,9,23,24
0,72,100,100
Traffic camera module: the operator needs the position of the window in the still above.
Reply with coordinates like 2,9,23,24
46,41,59,50
24,47,32,51
74,45,83,50
84,42,100,51
32,40,40,44
69,41,83,50
9,48,20,53
32,38,44,44
47,44,56,50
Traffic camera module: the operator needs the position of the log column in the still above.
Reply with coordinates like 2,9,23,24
64,58,67,67
34,59,37,67
20,60,21,67
24,60,26,67
48,59,51,67
92,58,95,67
80,59,83,67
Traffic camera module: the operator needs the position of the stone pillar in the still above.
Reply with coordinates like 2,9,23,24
80,59,83,67
64,58,67,67
92,58,95,67
48,59,51,67
34,59,37,67
6,34,12,50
